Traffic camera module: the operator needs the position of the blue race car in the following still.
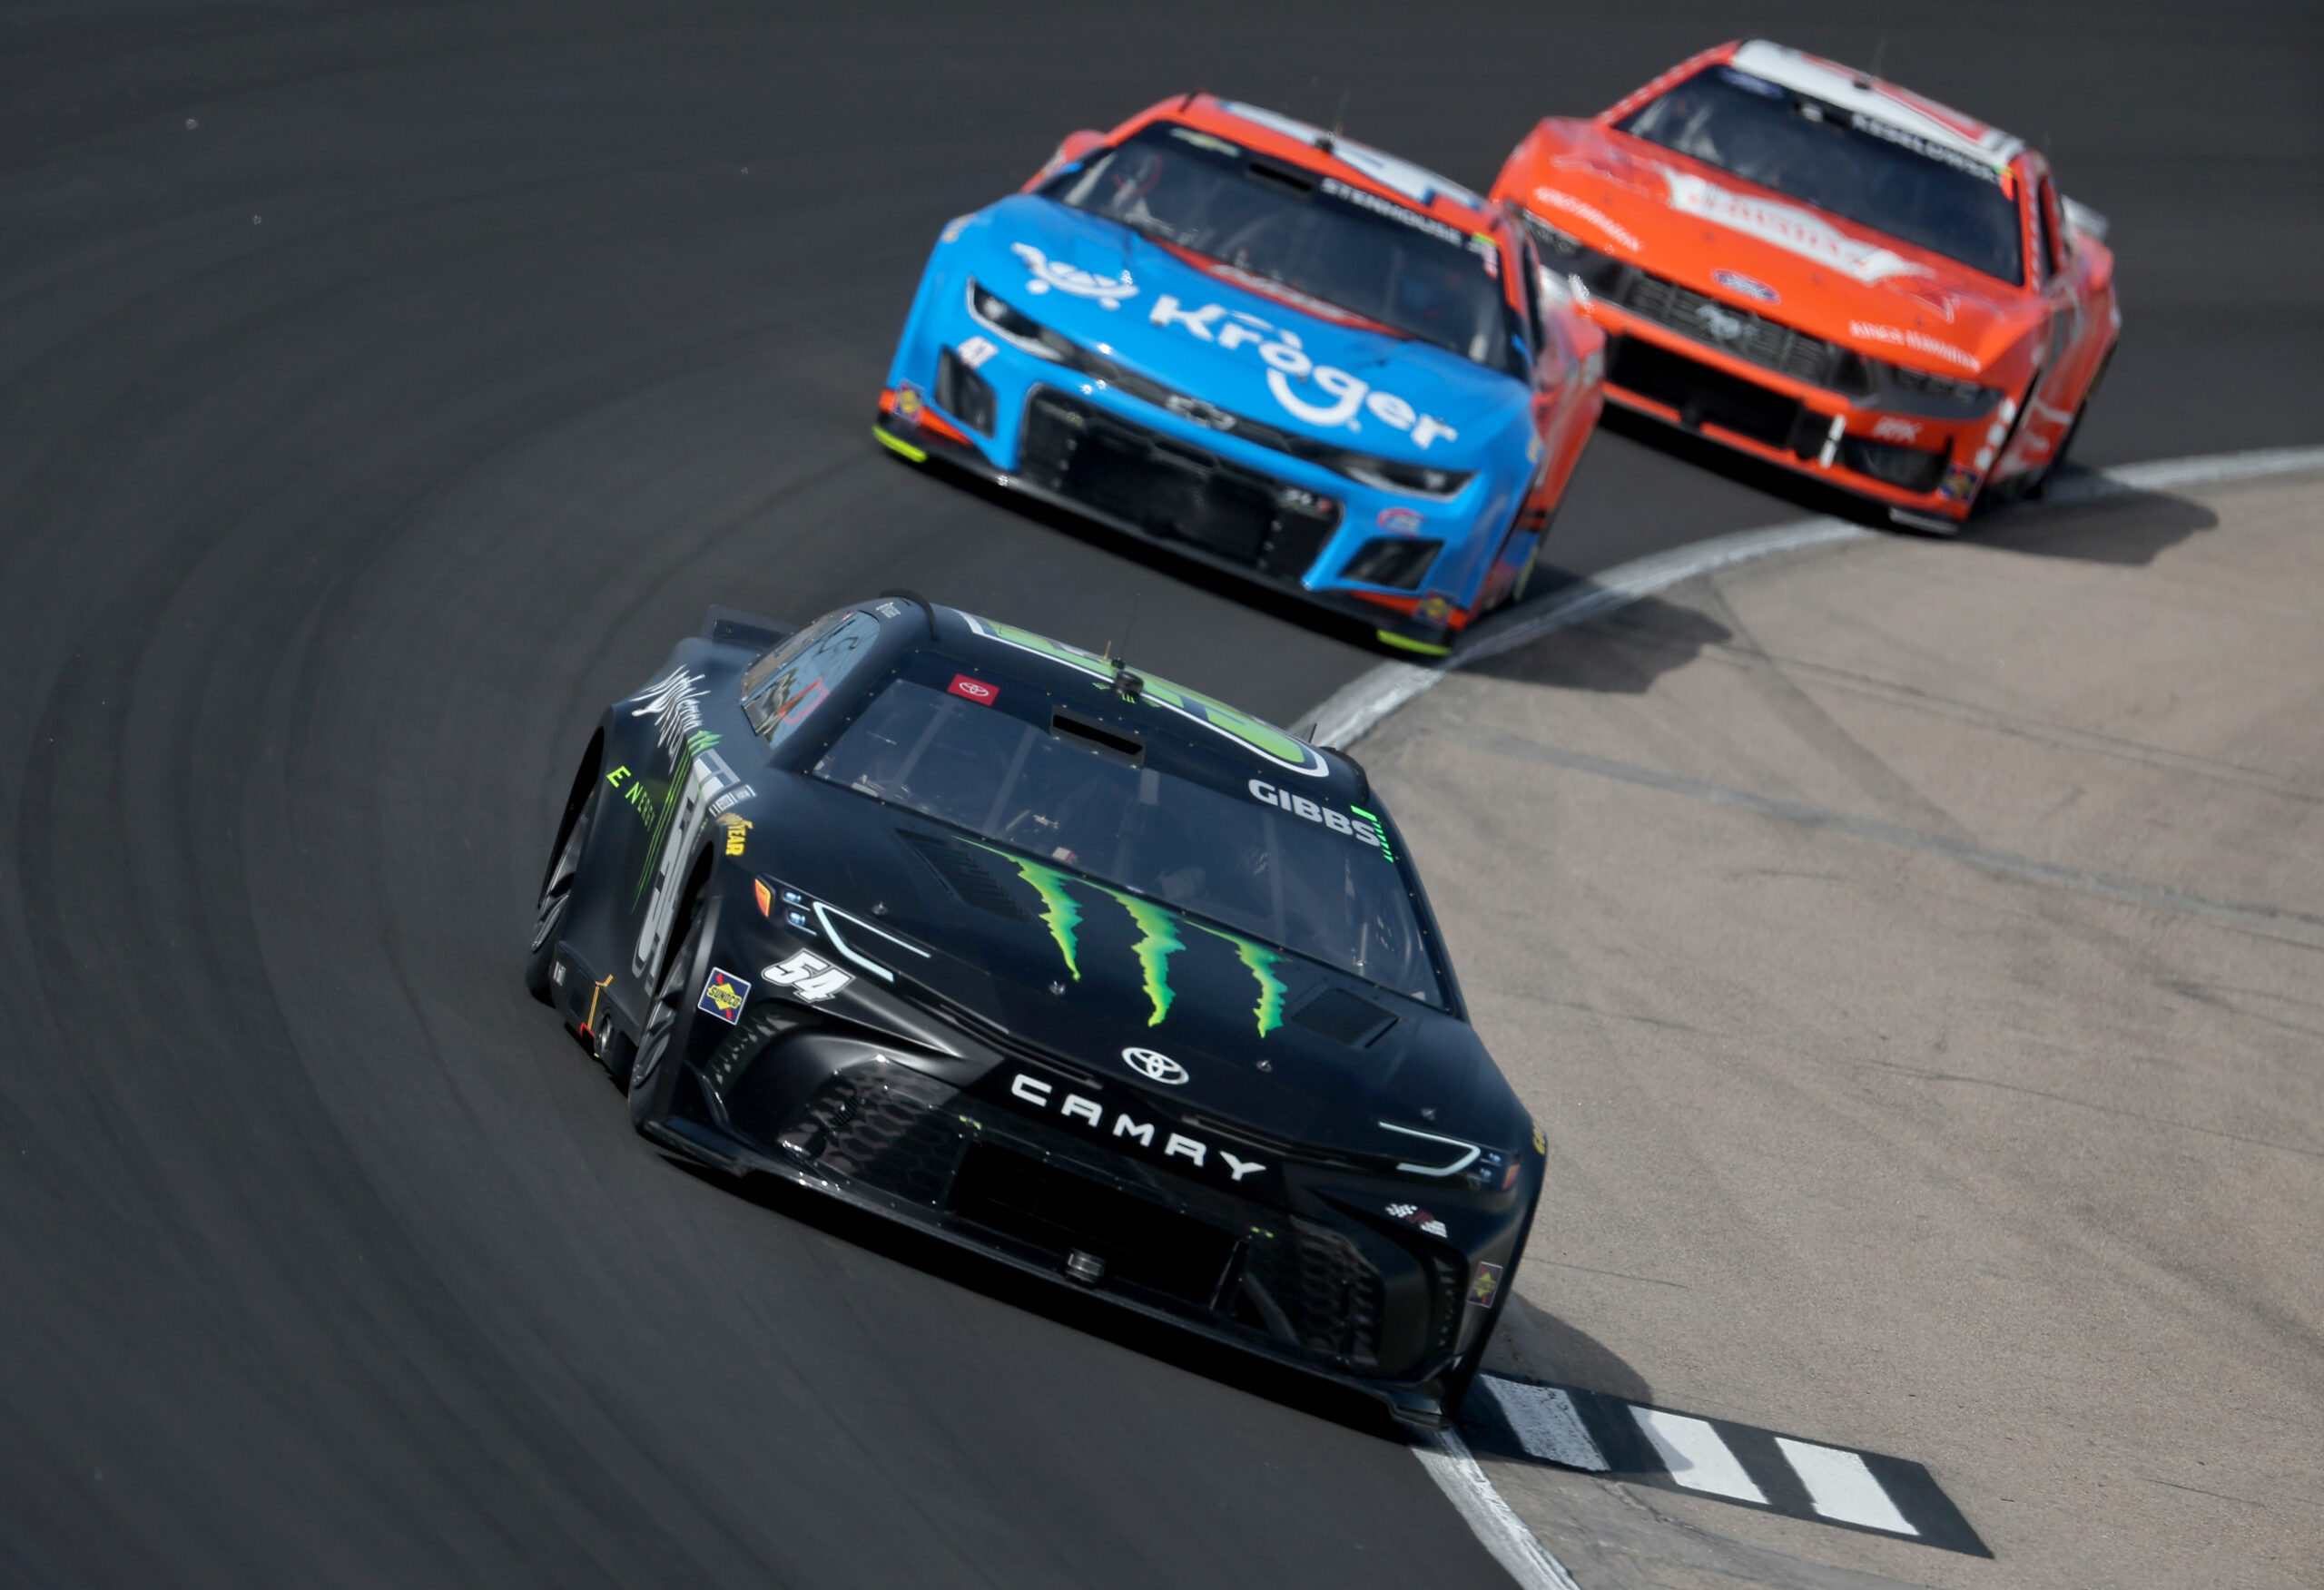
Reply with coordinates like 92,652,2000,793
875,93,1606,655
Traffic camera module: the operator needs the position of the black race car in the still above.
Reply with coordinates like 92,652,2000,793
526,595,1542,1427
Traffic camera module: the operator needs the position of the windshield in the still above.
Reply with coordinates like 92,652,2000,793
812,660,1447,1007
1618,64,2024,285
1053,123,1519,370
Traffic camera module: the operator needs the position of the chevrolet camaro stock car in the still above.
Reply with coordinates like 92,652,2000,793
526,597,1544,1427
1492,40,2120,530
872,93,1606,655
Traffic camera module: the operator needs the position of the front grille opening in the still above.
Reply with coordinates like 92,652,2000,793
1608,336,1801,449
937,346,997,434
1616,270,1839,386
949,1143,1240,1309
1017,389,1341,580
1842,435,1950,493
1340,535,1443,591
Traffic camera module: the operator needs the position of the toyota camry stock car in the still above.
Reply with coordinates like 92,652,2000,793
1492,40,2119,530
873,93,1604,655
526,596,1543,1425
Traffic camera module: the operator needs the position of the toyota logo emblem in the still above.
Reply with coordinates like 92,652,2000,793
1120,1046,1188,1085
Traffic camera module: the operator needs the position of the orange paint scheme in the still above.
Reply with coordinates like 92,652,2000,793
1492,41,2118,526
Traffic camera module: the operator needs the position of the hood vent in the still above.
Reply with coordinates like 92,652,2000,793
1289,987,1395,1047
897,830,1028,921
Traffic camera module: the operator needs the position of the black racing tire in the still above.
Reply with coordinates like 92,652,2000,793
524,743,605,1003
625,859,714,1124
2029,341,2114,500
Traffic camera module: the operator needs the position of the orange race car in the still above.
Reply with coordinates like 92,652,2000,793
1492,40,2119,529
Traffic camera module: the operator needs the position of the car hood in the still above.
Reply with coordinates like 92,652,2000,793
946,194,1530,465
776,784,1521,1163
1519,119,2042,376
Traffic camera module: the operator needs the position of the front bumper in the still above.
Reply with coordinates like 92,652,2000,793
1585,307,2008,528
636,971,1530,1427
876,296,1526,653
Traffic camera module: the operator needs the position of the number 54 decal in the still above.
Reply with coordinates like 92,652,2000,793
763,949,853,1003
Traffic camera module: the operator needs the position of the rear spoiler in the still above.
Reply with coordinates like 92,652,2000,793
2063,195,2109,243
700,605,795,650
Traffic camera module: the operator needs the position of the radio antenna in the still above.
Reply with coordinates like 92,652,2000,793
1331,84,1353,138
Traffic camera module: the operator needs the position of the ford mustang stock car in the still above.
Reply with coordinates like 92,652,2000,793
873,93,1605,655
525,596,1543,1427
1492,40,2119,530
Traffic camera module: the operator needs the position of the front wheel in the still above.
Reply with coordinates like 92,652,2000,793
524,769,603,1003
626,872,713,1124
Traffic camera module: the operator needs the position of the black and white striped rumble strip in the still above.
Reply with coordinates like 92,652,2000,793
1467,1376,1991,1558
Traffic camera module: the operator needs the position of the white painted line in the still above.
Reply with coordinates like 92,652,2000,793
1307,444,2324,751
1628,1407,1768,1503
1481,1378,1608,1471
1412,1426,1585,1590
1395,441,2324,1575
1776,1438,1918,1535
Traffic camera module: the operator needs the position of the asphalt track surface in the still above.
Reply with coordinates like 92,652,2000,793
0,3,2317,1585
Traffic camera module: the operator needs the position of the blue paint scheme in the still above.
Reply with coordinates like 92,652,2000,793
883,192,1551,622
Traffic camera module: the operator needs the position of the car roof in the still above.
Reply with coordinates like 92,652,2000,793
1111,93,1507,243
910,603,1367,801
1630,41,2026,179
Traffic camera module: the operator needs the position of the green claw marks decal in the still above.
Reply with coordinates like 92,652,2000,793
1198,925,1286,1036
996,849,1083,982
1091,885,1186,1026
970,844,1283,1035
960,613,1330,778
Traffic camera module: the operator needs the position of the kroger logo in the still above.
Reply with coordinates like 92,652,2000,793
1146,294,1461,448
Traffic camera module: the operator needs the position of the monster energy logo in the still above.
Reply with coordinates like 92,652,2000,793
973,846,1286,1035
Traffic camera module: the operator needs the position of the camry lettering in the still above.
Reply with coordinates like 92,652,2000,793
1002,1069,1269,1184
1144,292,1459,448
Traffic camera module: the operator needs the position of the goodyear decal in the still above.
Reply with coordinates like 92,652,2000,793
960,613,1328,778
972,845,1285,1036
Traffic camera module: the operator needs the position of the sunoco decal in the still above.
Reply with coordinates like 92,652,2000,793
959,613,1328,777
